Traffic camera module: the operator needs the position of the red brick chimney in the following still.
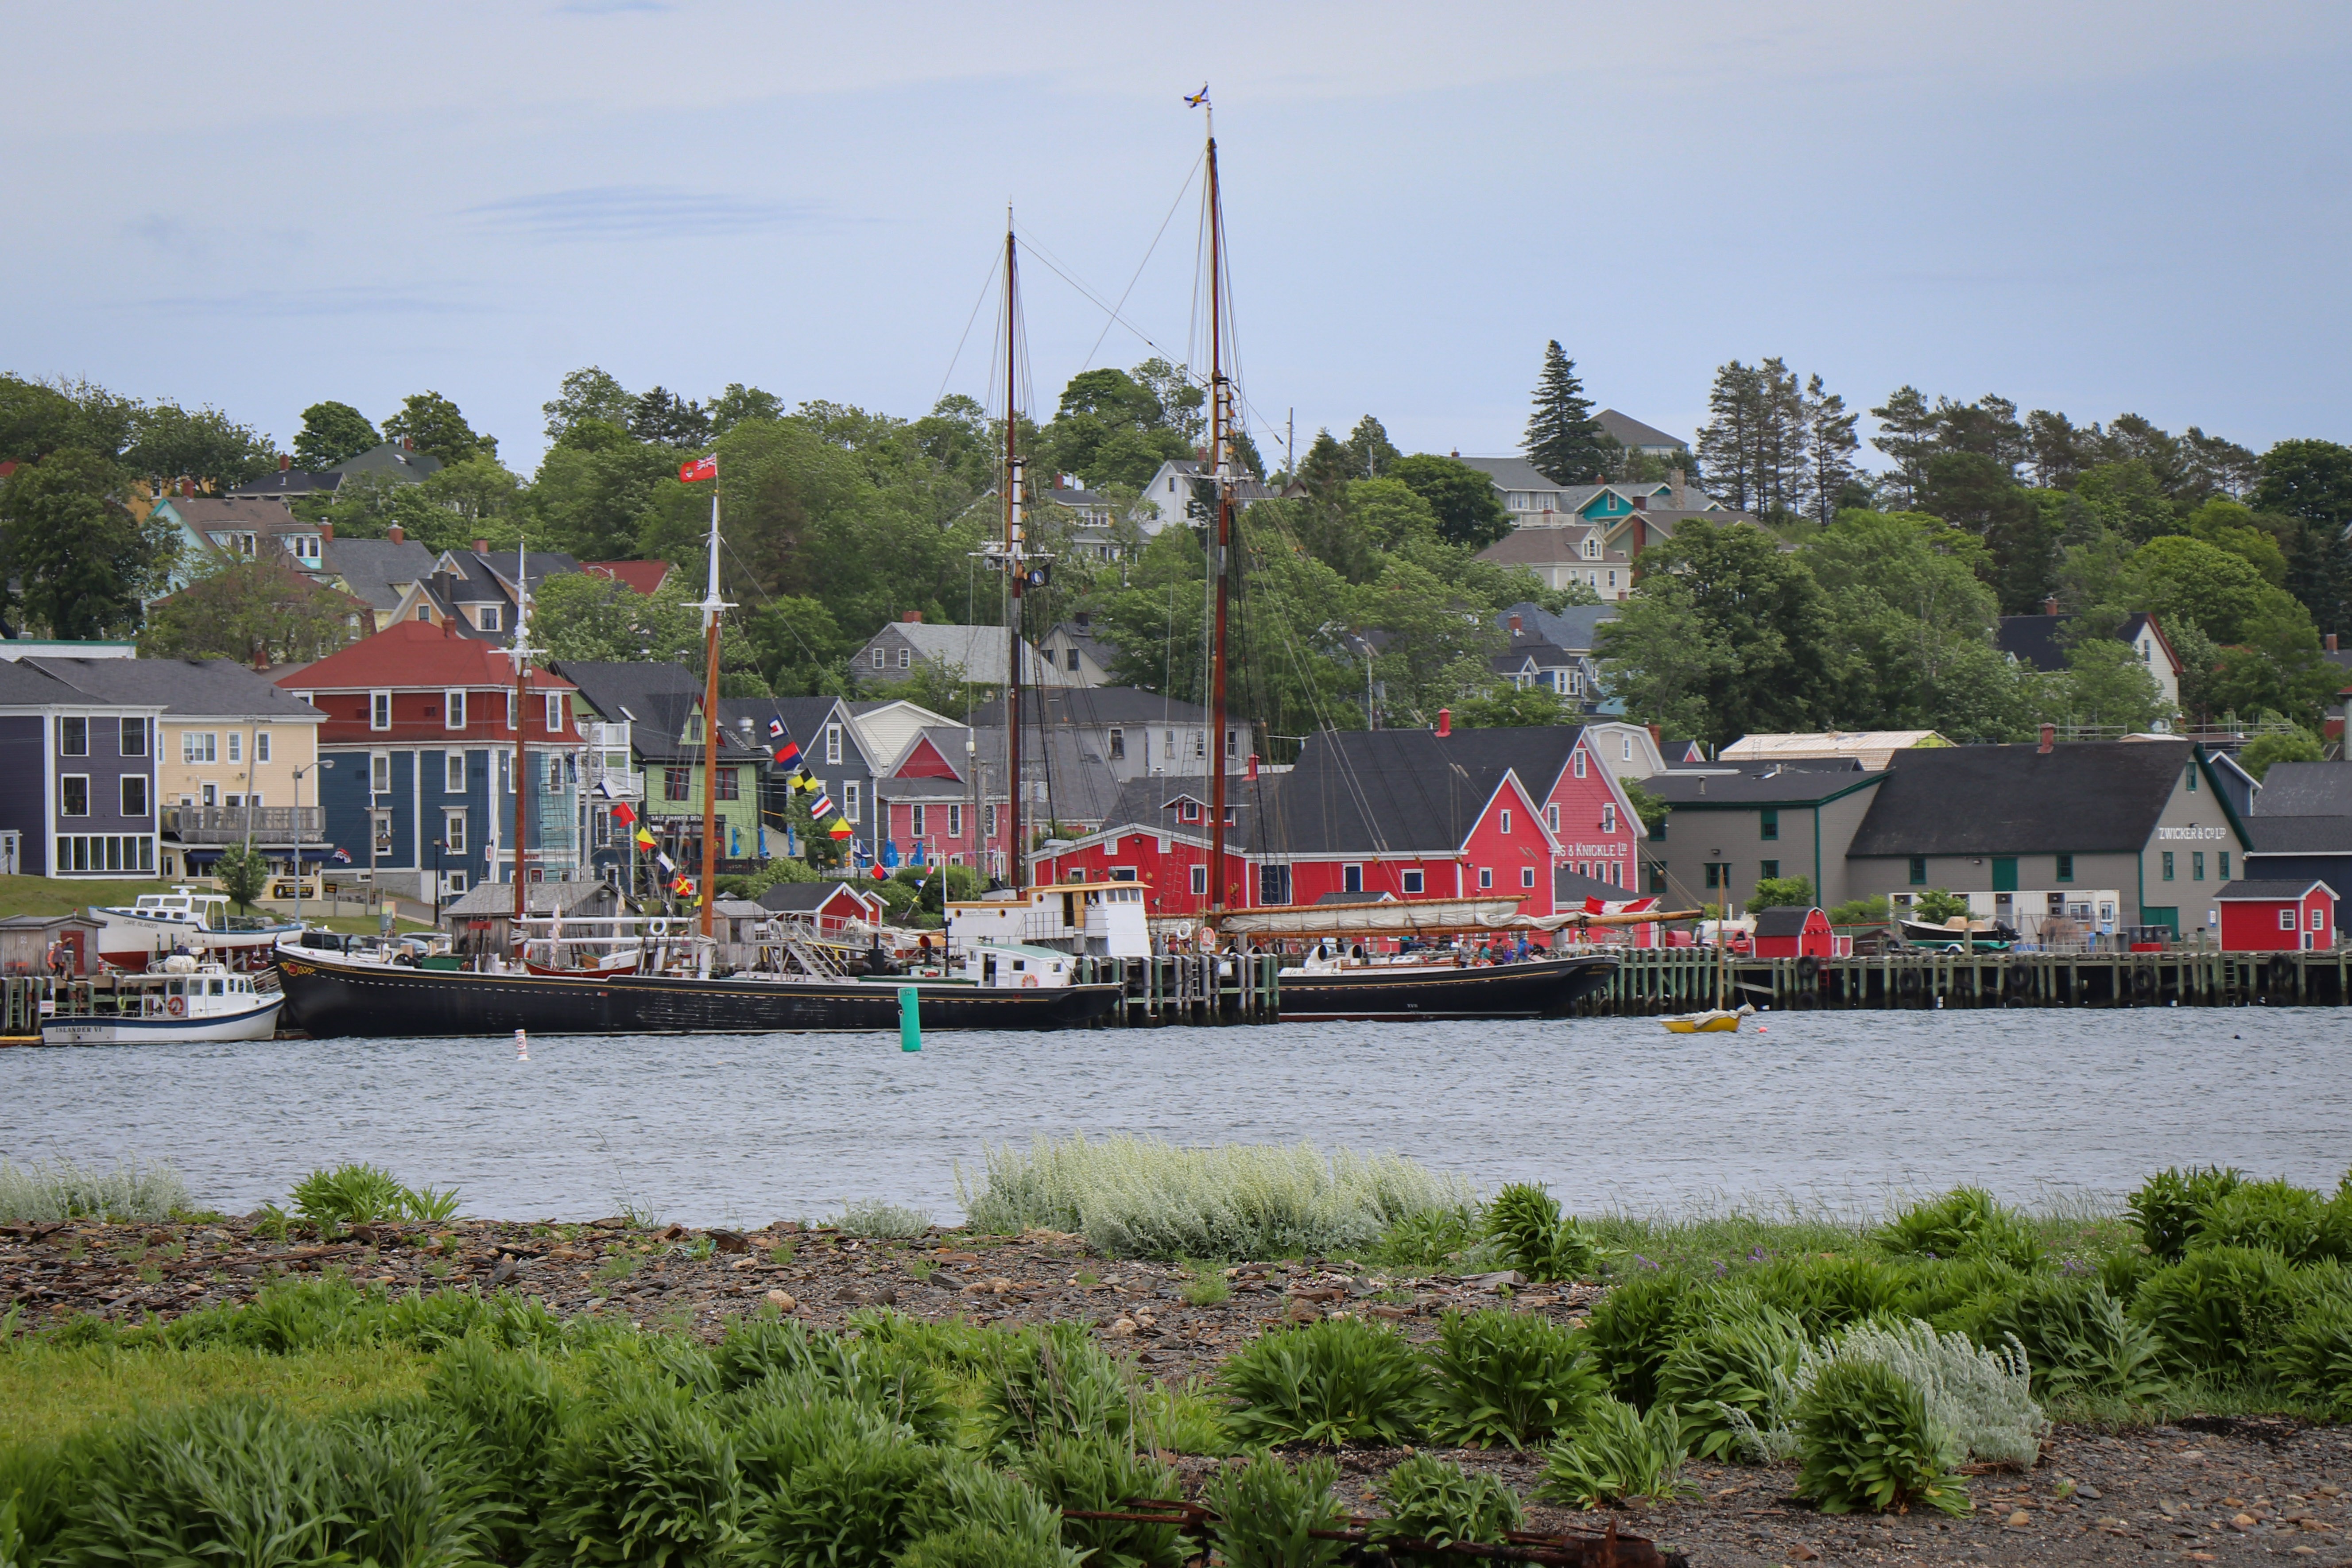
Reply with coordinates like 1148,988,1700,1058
903,610,922,623
321,521,333,541
1247,752,1259,780
2043,596,2059,616
1647,723,1662,747
179,477,194,497
278,454,291,472
1507,614,1522,634
1436,708,1452,739
473,538,488,555
388,524,404,544
2038,723,2055,754
252,643,269,672
2329,633,2341,654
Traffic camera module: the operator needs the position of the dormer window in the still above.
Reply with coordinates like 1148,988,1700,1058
477,605,502,632
1179,801,1201,823
1584,538,1599,558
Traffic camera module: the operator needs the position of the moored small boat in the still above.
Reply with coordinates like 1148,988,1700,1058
85,887,298,971
40,956,285,1045
1660,1004,1752,1034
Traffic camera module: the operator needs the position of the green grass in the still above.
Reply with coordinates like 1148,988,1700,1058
1582,1201,2141,1280
0,873,170,918
0,1341,429,1444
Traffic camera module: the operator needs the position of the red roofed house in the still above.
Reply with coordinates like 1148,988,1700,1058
2215,879,2337,952
1751,905,1834,959
585,561,673,595
279,619,587,903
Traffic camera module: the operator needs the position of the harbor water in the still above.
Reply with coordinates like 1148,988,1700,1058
3,1010,2346,1226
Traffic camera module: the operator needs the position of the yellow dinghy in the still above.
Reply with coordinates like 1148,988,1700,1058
1661,1004,1753,1034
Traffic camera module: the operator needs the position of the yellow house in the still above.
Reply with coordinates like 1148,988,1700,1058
25,658,330,883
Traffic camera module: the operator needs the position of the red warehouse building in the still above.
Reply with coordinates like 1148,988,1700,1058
1751,905,1835,959
2215,879,2337,952
1031,723,1644,917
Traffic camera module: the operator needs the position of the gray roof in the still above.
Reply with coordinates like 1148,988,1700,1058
1645,769,1884,807
0,660,101,706
1499,602,1617,655
1453,456,1575,493
327,442,444,482
158,496,302,530
324,537,438,612
1995,612,2161,675
1753,906,1822,936
1595,410,1688,450
552,661,766,764
27,658,323,720
969,686,1214,728
2244,816,2352,854
1848,740,2202,857
229,468,342,500
2216,879,2337,900
1476,527,1630,569
2254,762,2352,817
1554,865,1636,903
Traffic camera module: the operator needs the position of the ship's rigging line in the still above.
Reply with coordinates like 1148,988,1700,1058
935,249,1004,407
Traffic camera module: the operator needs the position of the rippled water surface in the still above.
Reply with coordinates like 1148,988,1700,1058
3,1010,2347,1224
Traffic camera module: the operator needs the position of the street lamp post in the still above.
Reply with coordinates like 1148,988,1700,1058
290,759,333,933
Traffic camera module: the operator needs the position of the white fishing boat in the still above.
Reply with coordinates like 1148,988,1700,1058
39,956,286,1045
85,887,298,970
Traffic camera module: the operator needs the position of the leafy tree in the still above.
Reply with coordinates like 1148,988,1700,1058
1343,478,1440,554
1452,681,1573,728
2182,428,2261,499
125,403,279,492
524,421,678,560
292,402,379,470
535,571,763,689
2060,640,2168,730
1913,888,1970,922
1597,522,1833,747
1389,454,1510,550
211,842,270,914
629,386,711,449
0,374,81,463
542,367,633,441
1620,777,1668,834
1748,875,1814,910
2075,461,2179,543
2185,499,2288,585
2238,730,2323,781
0,449,174,639
139,556,360,663
2024,409,2087,489
1523,342,1616,484
2255,438,2352,530
708,383,785,436
2131,536,2277,644
381,391,496,465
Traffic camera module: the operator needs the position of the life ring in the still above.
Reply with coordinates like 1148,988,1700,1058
1896,965,1922,998
648,918,676,938
166,995,186,1017
2132,963,2158,1001
1795,955,1820,987
1021,974,1039,988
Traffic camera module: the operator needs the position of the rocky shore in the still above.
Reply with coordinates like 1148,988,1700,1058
6,1214,2350,1566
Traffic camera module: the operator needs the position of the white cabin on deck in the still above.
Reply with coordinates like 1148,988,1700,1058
953,941,1080,988
944,880,1151,959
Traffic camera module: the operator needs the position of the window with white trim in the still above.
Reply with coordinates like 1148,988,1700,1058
444,810,467,853
546,693,564,733
843,783,860,822
2280,909,2298,931
1601,803,1617,832
948,804,963,838
446,752,466,793
2315,908,2329,932
477,604,501,632
1189,864,1206,894
371,753,391,794
1343,863,1363,893
183,732,218,764
1402,869,1424,894
1478,866,1494,890
1621,735,1634,761
506,690,518,730
1545,803,1560,832
1522,866,1535,889
911,804,927,836
897,648,910,670
60,776,88,817
825,724,842,764
120,776,148,817
254,731,270,763
446,690,466,730
1500,809,1512,834
60,717,86,756
1572,750,1586,779
871,646,887,669
370,691,391,730
119,718,146,756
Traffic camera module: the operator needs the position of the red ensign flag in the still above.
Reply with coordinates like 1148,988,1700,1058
679,455,717,483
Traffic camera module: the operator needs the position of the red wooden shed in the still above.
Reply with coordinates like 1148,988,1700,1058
2215,879,2337,952
1751,905,1834,959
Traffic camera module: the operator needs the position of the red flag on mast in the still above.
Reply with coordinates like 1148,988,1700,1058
678,455,717,483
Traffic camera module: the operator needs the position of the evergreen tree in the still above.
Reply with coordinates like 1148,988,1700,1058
1341,416,1399,479
1522,342,1616,484
381,392,496,465
1868,386,1938,507
1801,374,1858,526
629,386,712,449
1696,361,1764,512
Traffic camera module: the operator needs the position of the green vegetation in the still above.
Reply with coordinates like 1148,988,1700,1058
1213,1315,1427,1448
0,1157,187,1224
1424,1308,1597,1449
1480,1183,1596,1283
1368,1453,1523,1564
959,1135,1472,1261
1535,1397,1693,1508
1794,1359,1971,1516
1199,1453,1346,1568
289,1163,462,1232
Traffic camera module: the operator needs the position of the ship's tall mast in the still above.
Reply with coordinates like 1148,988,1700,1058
1003,214,1027,892
508,538,538,935
1205,116,1234,916
697,465,731,939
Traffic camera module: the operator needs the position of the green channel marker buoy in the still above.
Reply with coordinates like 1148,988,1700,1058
899,985,921,1051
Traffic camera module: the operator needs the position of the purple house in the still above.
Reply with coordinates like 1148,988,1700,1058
0,660,163,876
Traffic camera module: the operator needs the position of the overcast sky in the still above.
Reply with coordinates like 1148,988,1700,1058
5,2,2348,473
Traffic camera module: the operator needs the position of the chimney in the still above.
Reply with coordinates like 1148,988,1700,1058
388,524,404,545
903,610,922,623
320,521,333,541
473,538,488,555
2329,633,2340,654
1450,448,1460,458
1074,609,1091,630
1647,723,1662,747
1508,614,1522,635
1669,467,1686,510
1631,494,1648,510
252,643,269,673
1247,752,1259,780
2038,723,2055,755
278,454,290,472
1436,708,1452,739
179,477,194,497
402,437,414,451
2043,596,2060,616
